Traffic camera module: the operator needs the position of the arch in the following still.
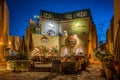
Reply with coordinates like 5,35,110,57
47,30,56,36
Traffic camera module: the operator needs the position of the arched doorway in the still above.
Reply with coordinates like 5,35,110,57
47,30,56,36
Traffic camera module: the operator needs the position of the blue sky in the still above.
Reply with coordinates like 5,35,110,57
6,0,113,42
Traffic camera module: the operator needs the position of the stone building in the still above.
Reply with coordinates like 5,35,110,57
106,17,114,54
26,9,98,59
0,0,9,61
106,0,120,59
114,0,120,46
114,0,120,59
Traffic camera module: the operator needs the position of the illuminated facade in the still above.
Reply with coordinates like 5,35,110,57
114,0,120,46
26,9,98,58
0,0,9,61
106,0,120,58
113,0,120,59
106,17,114,54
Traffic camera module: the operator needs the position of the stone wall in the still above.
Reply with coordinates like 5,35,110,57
32,34,59,50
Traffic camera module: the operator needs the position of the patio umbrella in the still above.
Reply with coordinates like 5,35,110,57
12,36,16,51
114,21,120,60
18,36,27,53
28,33,34,51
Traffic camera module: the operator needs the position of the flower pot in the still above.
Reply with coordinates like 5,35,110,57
105,68,113,80
7,60,16,70
7,60,31,71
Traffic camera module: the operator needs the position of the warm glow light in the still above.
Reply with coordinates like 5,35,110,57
75,22,80,27
9,42,11,45
64,30,67,32
74,35,77,38
0,42,3,45
48,23,54,28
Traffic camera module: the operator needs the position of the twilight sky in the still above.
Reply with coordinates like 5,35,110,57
6,0,113,42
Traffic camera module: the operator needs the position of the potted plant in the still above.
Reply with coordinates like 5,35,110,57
102,54,114,80
113,59,120,80
95,50,114,79
81,58,88,70
6,51,31,72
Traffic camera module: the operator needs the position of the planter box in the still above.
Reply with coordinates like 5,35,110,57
100,69,106,77
105,68,113,80
61,61,77,73
51,60,61,73
7,60,31,71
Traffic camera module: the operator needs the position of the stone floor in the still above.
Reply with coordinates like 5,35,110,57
53,63,106,80
0,62,106,80
0,71,46,80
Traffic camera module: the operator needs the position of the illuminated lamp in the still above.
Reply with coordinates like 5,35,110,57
9,42,11,45
63,30,68,36
64,30,67,33
75,22,80,27
74,35,77,38
41,35,48,43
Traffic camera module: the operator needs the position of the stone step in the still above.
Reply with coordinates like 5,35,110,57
30,67,51,72
30,63,52,72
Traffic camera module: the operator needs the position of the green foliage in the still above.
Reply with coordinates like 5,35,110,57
5,55,16,61
95,49,114,69
15,52,29,60
5,51,29,61
103,54,114,69
94,49,108,62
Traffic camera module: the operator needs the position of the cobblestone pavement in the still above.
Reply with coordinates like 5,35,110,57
0,63,106,80
0,71,52,80
53,63,106,80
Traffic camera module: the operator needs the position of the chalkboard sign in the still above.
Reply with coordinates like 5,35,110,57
51,60,61,73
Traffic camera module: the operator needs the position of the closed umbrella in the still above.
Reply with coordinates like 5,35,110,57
28,33,34,51
19,36,27,53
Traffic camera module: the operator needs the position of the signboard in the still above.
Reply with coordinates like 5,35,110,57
68,20,89,35
41,9,90,20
